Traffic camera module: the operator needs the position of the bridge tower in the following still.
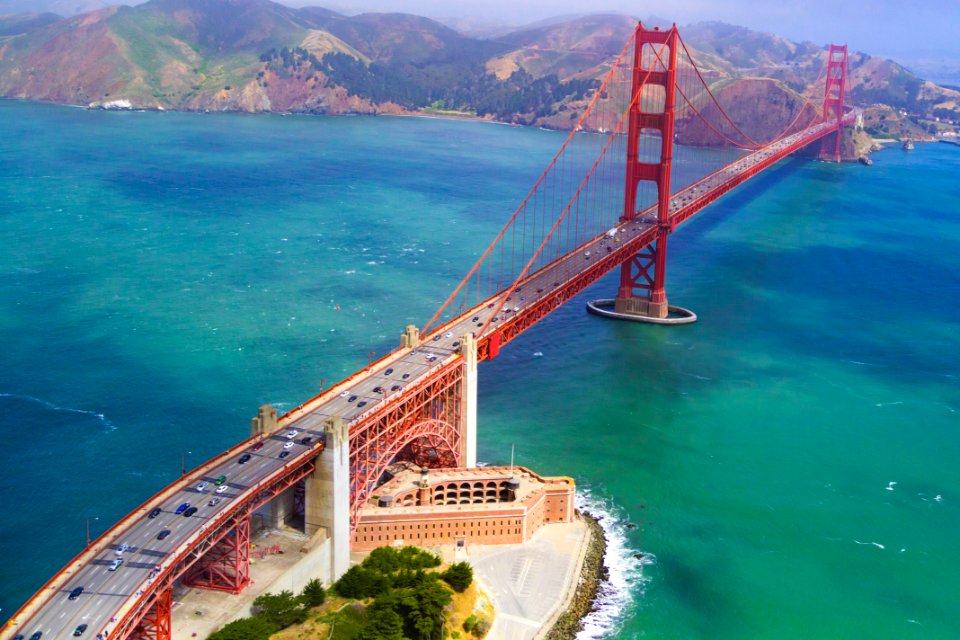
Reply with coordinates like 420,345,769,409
820,44,848,162
592,23,694,325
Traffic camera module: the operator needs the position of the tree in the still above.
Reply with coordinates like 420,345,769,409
366,545,401,574
301,578,327,607
336,565,391,599
441,562,473,593
207,617,278,640
251,590,307,628
359,602,406,640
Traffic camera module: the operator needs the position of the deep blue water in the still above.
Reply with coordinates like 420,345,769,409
1,100,958,638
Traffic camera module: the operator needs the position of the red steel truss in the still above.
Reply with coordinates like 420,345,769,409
103,460,318,640
618,24,678,316
182,517,251,594
129,589,171,640
820,44,848,161
349,362,464,524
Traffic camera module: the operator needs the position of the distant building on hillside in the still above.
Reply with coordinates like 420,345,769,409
351,465,575,551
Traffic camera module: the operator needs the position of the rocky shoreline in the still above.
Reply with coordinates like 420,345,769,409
542,511,609,640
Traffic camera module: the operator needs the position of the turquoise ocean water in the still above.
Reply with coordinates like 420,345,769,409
1,99,958,638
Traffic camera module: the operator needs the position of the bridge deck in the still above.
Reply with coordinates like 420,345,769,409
2,116,850,640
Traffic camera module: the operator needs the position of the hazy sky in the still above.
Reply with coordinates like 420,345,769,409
2,0,957,61
295,0,960,59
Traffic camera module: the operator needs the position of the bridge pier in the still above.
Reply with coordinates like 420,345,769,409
304,416,350,582
459,332,478,468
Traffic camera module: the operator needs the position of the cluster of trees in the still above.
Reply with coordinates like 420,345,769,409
207,579,326,640
315,51,598,119
259,47,323,81
334,546,475,640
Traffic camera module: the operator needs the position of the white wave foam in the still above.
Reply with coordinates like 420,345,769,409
0,392,115,430
575,488,651,639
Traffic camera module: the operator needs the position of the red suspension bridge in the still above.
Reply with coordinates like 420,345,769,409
3,23,854,640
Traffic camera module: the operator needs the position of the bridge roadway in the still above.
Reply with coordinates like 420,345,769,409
4,116,849,640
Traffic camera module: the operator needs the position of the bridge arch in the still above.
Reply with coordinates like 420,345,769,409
351,418,461,524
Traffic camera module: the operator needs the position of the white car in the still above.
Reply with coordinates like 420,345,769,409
444,332,453,338
215,485,228,494
284,430,298,439
196,482,209,492
208,497,221,507
339,391,350,398
108,559,123,572
283,441,294,449
115,543,129,556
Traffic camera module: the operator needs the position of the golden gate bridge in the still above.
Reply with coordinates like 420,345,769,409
2,23,854,640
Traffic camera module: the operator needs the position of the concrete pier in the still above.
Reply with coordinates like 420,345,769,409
587,298,697,324
305,416,350,582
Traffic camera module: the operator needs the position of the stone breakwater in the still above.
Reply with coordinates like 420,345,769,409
543,512,608,640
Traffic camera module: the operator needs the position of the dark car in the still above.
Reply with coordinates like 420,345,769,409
174,503,190,515
279,450,290,459
252,441,264,452
348,395,357,402
148,507,162,519
68,586,84,601
74,625,87,637
357,401,367,408
29,632,42,640
391,385,401,391
183,507,198,517
238,453,252,464
432,335,440,341
373,386,383,394
157,529,171,540
402,373,410,379
13,635,23,640
385,368,394,375
300,436,312,445
472,316,479,322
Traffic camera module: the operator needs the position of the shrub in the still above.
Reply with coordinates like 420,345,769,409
462,614,477,631
471,618,490,638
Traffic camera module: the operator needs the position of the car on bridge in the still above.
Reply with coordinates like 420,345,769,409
157,530,171,540
115,543,129,556
283,442,294,449
73,625,87,637
148,507,162,519
284,430,299,439
196,482,209,492
175,503,190,514
251,441,264,452
215,475,227,485
183,507,198,517
238,454,252,464
215,484,228,494
300,436,312,445
108,559,123,572
68,587,83,600
279,451,290,459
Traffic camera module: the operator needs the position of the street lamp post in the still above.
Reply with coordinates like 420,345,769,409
86,517,98,547
181,450,192,476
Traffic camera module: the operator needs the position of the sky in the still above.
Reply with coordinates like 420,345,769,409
2,0,958,62
293,0,960,60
